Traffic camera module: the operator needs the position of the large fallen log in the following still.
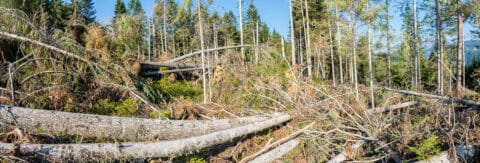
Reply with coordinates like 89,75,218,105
327,141,364,163
415,151,450,163
386,88,480,108
249,139,299,163
0,114,291,161
0,105,281,141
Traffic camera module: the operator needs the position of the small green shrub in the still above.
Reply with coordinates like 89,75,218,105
114,99,138,117
153,78,201,102
408,135,442,160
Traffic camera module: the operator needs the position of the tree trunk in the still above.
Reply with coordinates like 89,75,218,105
386,0,392,88
367,101,418,114
289,0,296,65
351,6,359,98
198,0,207,104
367,2,375,109
456,0,464,98
163,0,168,54
281,37,286,60
305,0,312,78
336,6,343,84
0,114,291,161
413,0,419,91
328,22,336,88
436,0,443,95
166,45,251,63
249,139,299,163
255,21,259,63
239,0,245,59
0,105,282,141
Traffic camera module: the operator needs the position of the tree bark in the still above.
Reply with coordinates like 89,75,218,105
289,0,297,65
435,0,444,95
239,0,245,59
336,6,343,84
305,0,312,77
140,61,203,70
367,2,375,109
386,0,392,88
351,5,359,98
328,22,336,88
197,0,208,104
455,0,464,98
0,114,291,161
413,0,419,91
0,105,284,141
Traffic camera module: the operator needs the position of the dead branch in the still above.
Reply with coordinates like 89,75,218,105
0,113,291,161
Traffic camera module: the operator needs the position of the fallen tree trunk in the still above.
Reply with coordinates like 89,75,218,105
249,139,299,163
0,114,291,161
415,151,449,163
140,62,203,70
240,122,315,163
386,88,480,108
141,67,209,76
367,101,418,114
166,45,251,63
0,105,282,141
327,141,364,163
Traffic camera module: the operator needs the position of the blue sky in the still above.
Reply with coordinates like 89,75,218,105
93,0,291,37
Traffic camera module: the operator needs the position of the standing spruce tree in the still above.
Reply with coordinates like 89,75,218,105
114,0,127,21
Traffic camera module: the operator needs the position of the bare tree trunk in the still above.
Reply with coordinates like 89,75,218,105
413,0,419,91
367,2,375,109
289,0,296,65
305,0,312,78
386,0,392,88
0,114,291,161
249,139,299,163
328,22,336,88
456,0,464,98
0,105,281,141
198,0,207,104
239,0,245,59
436,0,444,95
165,45,250,63
281,37,286,59
336,6,343,84
163,0,168,54
351,6,359,98
255,21,259,63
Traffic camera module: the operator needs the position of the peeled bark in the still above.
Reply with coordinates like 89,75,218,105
0,114,291,161
141,67,209,76
249,139,299,163
415,151,449,163
140,61,202,70
0,105,284,141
